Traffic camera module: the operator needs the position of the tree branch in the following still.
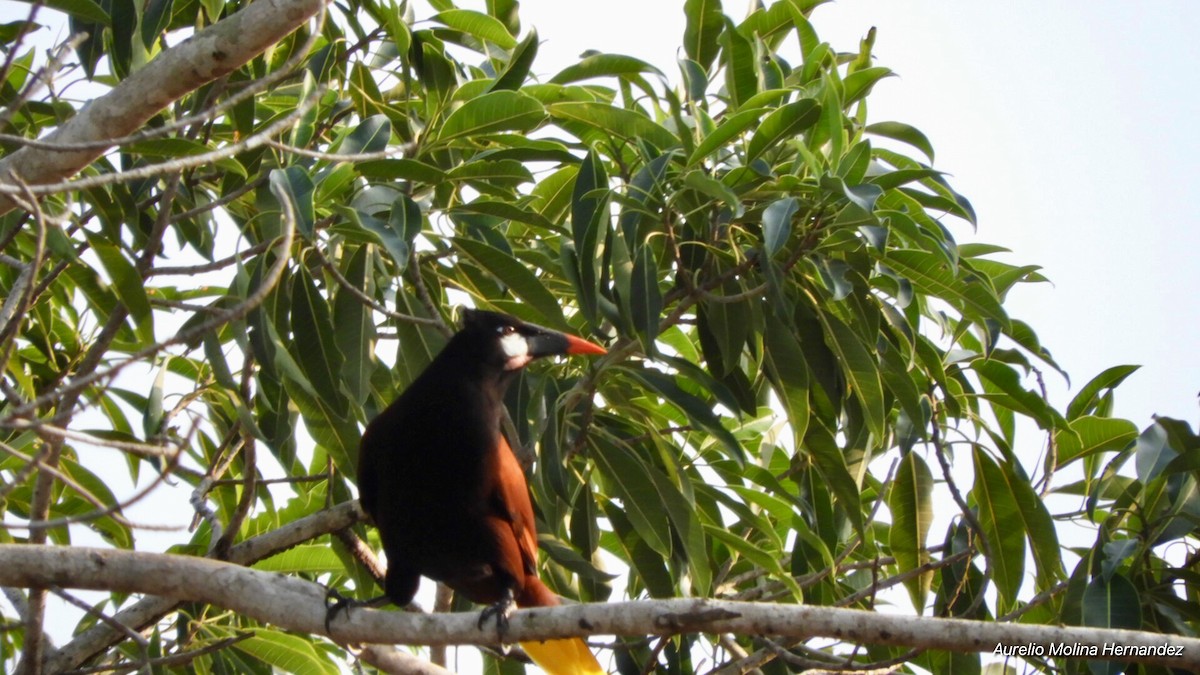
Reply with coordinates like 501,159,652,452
0,0,328,215
3,544,1196,671
41,502,363,673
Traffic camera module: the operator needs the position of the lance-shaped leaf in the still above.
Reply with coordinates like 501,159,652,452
289,264,348,417
629,245,662,353
489,28,538,92
436,90,545,142
886,249,1009,329
762,196,798,257
86,233,154,345
746,98,820,161
548,102,678,149
569,150,607,328
1082,573,1143,675
972,447,1025,609
683,0,723,71
234,628,341,675
550,53,664,85
453,236,567,330
866,120,935,162
332,246,375,405
591,442,672,557
817,311,886,439
890,451,933,612
1067,364,1140,420
1053,416,1139,468
718,17,756,109
269,167,315,239
627,367,744,463
434,9,517,49
340,114,392,154
686,106,765,166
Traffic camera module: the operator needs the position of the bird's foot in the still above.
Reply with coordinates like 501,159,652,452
324,587,389,634
477,591,517,645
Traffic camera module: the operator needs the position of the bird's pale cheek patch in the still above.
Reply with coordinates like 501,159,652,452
500,333,531,371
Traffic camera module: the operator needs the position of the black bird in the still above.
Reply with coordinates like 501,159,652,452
355,309,606,674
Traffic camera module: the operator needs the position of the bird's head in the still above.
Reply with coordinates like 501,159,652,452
460,309,607,372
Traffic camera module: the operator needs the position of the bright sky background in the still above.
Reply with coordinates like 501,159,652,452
516,0,1200,430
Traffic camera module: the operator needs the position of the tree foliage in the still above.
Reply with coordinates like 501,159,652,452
0,0,1197,673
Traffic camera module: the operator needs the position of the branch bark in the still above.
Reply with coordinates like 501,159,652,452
40,501,363,673
0,0,327,215
2,543,1196,671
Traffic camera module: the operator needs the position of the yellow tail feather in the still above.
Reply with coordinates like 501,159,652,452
520,638,604,675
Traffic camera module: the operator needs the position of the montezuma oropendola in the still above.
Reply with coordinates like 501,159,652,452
352,309,606,674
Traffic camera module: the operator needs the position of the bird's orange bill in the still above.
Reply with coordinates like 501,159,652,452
564,334,607,356
522,637,605,675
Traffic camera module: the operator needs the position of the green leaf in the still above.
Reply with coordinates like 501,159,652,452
843,66,893,105
1004,460,1065,589
435,9,517,49
436,90,545,142
1067,365,1140,420
865,120,934,161
289,265,347,417
548,101,678,149
550,53,664,84
1135,421,1179,484
333,246,374,405
253,544,344,573
645,468,711,596
762,197,797,257
269,167,315,239
1082,573,1142,675
86,233,154,344
45,0,111,24
629,245,662,352
718,17,756,109
706,526,803,599
890,452,933,612
685,106,765,166
591,442,672,557
886,249,1009,328
972,448,1026,608
1054,416,1138,468
452,236,567,330
975,360,1066,432
763,313,810,444
802,424,863,536
569,150,607,329
682,169,742,216
340,115,392,154
284,379,359,478
234,629,340,675
683,0,724,71
356,159,447,183
746,98,820,161
336,205,410,271
817,311,886,439
627,367,744,463
489,27,538,91
450,200,557,231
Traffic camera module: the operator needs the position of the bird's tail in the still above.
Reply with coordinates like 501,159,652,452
518,580,604,675
521,637,605,675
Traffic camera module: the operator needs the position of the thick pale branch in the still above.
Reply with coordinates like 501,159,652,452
41,501,363,673
2,544,1196,671
0,0,327,215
